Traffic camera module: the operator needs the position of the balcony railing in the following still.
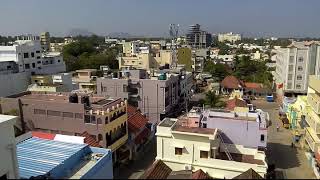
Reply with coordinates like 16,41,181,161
308,93,320,114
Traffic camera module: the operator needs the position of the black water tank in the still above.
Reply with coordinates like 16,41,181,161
69,93,78,103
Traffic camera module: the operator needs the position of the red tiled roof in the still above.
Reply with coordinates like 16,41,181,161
225,98,247,111
192,169,212,179
80,131,102,148
233,168,263,179
221,75,244,89
128,112,148,133
32,131,56,140
244,82,263,89
134,128,150,145
127,105,138,118
140,160,172,179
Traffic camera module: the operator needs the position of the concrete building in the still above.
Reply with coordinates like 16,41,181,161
40,32,50,52
28,73,73,92
274,41,320,97
186,24,212,49
0,115,19,179
305,75,320,153
155,118,267,179
218,32,241,43
16,133,113,179
0,39,66,74
72,69,98,93
50,42,64,52
122,41,141,56
177,47,192,71
97,69,194,124
0,91,128,161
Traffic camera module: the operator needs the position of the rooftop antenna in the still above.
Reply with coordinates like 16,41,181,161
169,24,179,68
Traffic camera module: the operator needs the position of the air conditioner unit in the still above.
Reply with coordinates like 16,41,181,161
184,164,192,171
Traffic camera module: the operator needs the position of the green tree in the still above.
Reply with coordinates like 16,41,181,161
201,91,226,108
203,61,230,81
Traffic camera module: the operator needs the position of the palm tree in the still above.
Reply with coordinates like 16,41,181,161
203,91,226,108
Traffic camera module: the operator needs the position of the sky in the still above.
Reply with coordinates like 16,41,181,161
0,0,320,38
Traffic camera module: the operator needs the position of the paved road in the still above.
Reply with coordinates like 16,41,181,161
114,139,156,179
253,100,316,179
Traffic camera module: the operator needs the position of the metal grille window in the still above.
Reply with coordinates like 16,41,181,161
34,109,46,115
297,75,303,80
288,65,294,71
298,66,303,71
62,112,73,118
75,113,83,119
47,110,61,117
175,148,182,155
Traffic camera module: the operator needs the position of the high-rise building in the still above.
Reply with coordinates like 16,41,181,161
186,24,212,49
40,32,50,52
274,41,320,98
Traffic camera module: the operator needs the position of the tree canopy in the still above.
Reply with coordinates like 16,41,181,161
62,36,121,71
203,61,230,81
200,91,226,108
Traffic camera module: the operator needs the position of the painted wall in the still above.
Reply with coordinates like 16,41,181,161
0,115,19,179
0,72,30,97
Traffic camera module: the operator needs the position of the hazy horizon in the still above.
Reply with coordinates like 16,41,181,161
1,0,320,38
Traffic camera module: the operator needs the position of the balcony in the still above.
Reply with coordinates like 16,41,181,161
308,93,320,114
309,75,320,93
305,127,320,152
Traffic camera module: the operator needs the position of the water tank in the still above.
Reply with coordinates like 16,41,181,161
69,93,78,103
158,73,167,80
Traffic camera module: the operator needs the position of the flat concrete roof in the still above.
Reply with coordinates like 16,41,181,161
172,125,216,135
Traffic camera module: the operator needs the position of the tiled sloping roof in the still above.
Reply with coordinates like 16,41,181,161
244,82,263,89
128,112,148,133
140,160,172,179
233,168,263,179
80,131,101,148
225,98,247,111
221,75,244,89
192,169,212,179
127,105,138,118
134,128,150,145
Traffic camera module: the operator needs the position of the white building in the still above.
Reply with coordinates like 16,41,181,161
0,40,66,75
218,32,241,43
155,118,267,179
274,41,320,97
0,115,19,179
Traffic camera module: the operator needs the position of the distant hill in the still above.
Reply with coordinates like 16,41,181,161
107,32,132,38
67,28,94,37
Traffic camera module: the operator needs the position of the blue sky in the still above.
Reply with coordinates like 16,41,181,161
0,0,319,37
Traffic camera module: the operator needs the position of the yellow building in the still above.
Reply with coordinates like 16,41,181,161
305,75,320,152
156,118,267,179
72,69,97,93
286,95,309,130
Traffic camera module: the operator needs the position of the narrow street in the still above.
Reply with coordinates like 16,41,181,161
114,139,156,179
254,100,316,179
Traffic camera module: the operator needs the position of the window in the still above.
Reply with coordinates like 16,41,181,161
97,118,102,124
298,57,303,62
25,64,30,69
37,61,41,64
203,123,207,128
98,134,103,141
58,60,61,63
297,75,302,80
34,109,46,115
31,52,35,58
84,115,91,123
289,56,294,63
200,150,209,158
23,53,29,58
105,116,109,124
288,65,294,71
288,74,293,81
75,113,83,119
36,50,40,53
260,135,265,142
287,83,292,89
298,66,303,71
47,110,61,117
32,63,35,68
7,65,11,70
296,84,302,89
37,56,41,59
62,112,73,118
123,85,128,92
175,148,183,155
